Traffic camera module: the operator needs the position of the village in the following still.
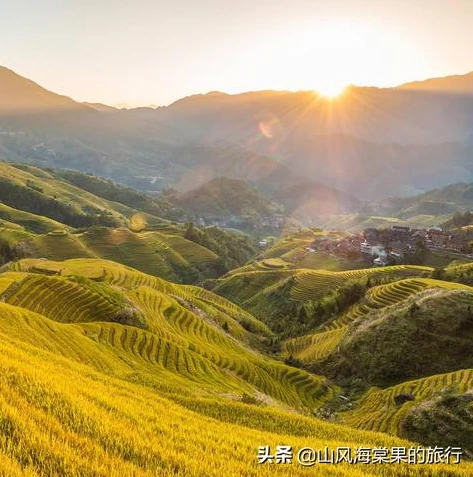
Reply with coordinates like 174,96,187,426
312,225,473,266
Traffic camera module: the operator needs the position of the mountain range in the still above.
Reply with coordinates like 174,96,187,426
2,65,473,205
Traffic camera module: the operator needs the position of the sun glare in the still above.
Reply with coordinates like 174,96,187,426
315,83,347,99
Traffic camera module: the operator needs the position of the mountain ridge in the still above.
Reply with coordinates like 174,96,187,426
2,64,473,202
398,70,473,94
0,66,90,113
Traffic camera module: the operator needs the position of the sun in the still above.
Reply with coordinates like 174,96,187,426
315,82,347,99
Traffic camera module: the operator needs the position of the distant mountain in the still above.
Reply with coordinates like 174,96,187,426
170,176,361,224
150,86,473,199
0,66,88,113
398,71,473,95
157,85,473,144
82,102,118,113
3,65,473,203
0,66,294,196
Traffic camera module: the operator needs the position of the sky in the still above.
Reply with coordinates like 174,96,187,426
1,0,473,106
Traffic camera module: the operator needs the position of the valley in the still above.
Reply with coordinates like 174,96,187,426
1,162,473,474
1,62,473,476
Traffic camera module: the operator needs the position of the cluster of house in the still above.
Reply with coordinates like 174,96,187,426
312,225,473,265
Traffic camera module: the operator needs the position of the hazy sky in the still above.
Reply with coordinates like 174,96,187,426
2,0,473,106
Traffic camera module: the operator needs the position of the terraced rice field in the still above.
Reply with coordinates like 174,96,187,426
162,234,219,264
80,228,185,278
125,288,329,409
224,262,260,275
0,162,128,223
3,274,121,324
290,265,433,302
282,277,473,364
3,258,334,410
259,258,291,269
341,369,473,436
2,257,473,474
447,261,473,273
213,270,294,305
2,309,469,476
329,278,473,330
179,284,271,338
259,238,313,259
224,258,292,276
284,326,348,362
0,202,67,233
28,227,220,281
31,233,95,260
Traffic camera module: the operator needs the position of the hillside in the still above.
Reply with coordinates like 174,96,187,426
320,179,473,231
205,232,473,454
317,213,448,232
173,177,281,218
2,208,473,472
56,169,182,221
0,162,129,228
400,391,473,458
378,182,473,220
25,227,225,283
2,257,331,404
340,369,473,444
0,163,257,283
212,247,432,338
0,258,472,475
319,287,473,387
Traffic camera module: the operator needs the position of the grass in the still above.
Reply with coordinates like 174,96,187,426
2,323,470,476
